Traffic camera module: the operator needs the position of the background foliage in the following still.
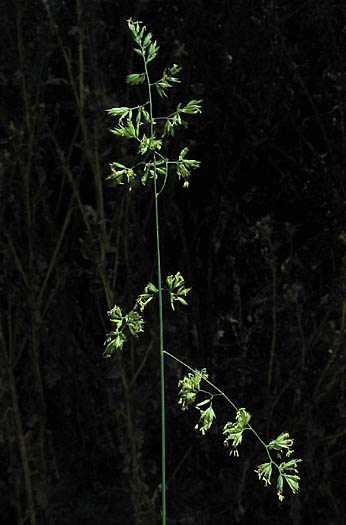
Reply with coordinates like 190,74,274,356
1,0,346,523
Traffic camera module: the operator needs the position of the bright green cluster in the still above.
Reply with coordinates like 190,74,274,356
223,408,252,456
177,368,217,435
166,272,191,310
105,18,202,191
255,432,301,500
135,282,159,312
177,368,302,501
104,273,191,357
194,400,216,435
177,369,208,411
104,304,145,355
127,18,160,64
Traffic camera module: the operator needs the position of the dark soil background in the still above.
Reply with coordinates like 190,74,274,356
1,1,346,523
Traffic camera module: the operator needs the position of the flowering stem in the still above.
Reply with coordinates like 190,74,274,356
141,41,166,525
163,350,277,463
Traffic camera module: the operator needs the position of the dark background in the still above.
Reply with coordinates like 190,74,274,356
1,0,346,523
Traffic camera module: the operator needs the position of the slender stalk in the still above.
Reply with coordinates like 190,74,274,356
142,43,166,524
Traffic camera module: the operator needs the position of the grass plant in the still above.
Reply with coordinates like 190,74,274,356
104,19,301,523
3,3,346,522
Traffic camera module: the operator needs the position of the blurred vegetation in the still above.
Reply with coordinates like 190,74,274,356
1,0,345,523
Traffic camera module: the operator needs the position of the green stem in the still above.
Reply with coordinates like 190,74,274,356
142,45,166,525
